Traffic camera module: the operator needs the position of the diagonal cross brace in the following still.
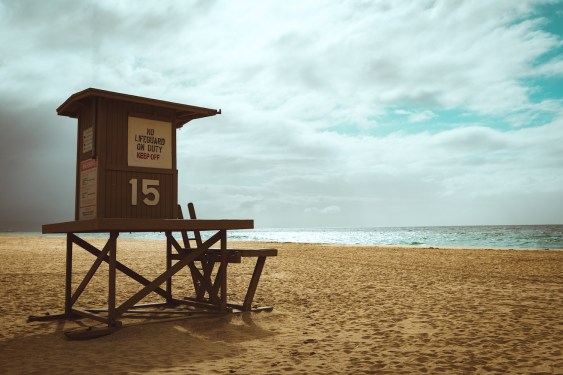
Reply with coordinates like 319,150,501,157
115,230,224,318
70,234,169,299
70,233,115,305
167,234,222,304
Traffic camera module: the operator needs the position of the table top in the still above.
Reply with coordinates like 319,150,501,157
42,218,254,234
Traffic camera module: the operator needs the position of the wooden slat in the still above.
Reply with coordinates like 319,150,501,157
238,249,278,257
97,97,106,219
43,218,253,233
187,202,203,247
197,248,277,258
169,251,242,263
177,205,190,249
106,164,176,175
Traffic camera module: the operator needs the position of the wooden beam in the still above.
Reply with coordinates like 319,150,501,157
71,236,112,305
70,234,169,299
187,203,203,247
65,234,73,315
243,256,267,311
120,310,196,315
115,230,223,317
71,308,111,325
108,232,118,326
177,205,191,249
28,312,76,322
227,303,274,313
166,232,173,303
179,297,223,311
43,218,254,234
86,302,170,313
170,252,241,263
220,230,227,311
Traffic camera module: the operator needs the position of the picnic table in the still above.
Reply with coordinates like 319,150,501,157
30,218,277,339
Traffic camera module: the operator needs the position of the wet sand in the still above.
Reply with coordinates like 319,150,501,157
0,235,561,374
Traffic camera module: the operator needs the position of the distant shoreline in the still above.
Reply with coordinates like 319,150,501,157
1,232,561,251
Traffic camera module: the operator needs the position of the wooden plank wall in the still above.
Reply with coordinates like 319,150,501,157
75,100,96,220
96,98,178,219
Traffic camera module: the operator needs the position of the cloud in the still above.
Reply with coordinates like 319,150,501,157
0,0,562,230
178,110,563,226
305,206,342,215
394,109,438,123
2,1,560,114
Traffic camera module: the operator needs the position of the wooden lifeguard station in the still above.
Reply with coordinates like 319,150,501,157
58,88,219,220
30,88,277,339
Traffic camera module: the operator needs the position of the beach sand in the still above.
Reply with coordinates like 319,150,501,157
0,235,561,374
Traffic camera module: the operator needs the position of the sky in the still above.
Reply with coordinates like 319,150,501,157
1,0,562,231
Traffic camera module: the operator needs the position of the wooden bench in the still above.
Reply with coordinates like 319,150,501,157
176,203,278,311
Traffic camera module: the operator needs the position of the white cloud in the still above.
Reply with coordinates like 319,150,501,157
532,58,563,76
305,206,342,215
0,0,562,229
394,109,437,123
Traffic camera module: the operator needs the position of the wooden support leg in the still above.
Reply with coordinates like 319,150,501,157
65,234,73,316
166,232,173,304
243,256,267,311
189,262,202,298
203,261,218,300
108,232,118,327
220,230,227,311
188,262,204,299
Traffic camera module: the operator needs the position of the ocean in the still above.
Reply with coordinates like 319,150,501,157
225,225,563,249
7,224,563,250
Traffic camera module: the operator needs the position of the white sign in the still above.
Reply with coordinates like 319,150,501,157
83,127,93,153
127,117,172,169
79,159,97,220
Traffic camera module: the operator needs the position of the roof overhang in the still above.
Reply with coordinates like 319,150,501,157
57,88,220,127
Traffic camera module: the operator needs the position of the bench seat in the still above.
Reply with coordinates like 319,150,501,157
170,248,277,263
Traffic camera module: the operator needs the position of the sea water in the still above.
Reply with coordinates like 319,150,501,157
226,225,563,249
13,224,562,250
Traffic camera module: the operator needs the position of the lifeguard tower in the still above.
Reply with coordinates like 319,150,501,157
57,88,219,221
30,88,277,339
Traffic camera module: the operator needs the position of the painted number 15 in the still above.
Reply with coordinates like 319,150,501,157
129,178,160,206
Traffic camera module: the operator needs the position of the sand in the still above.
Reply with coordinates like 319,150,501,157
0,235,561,374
